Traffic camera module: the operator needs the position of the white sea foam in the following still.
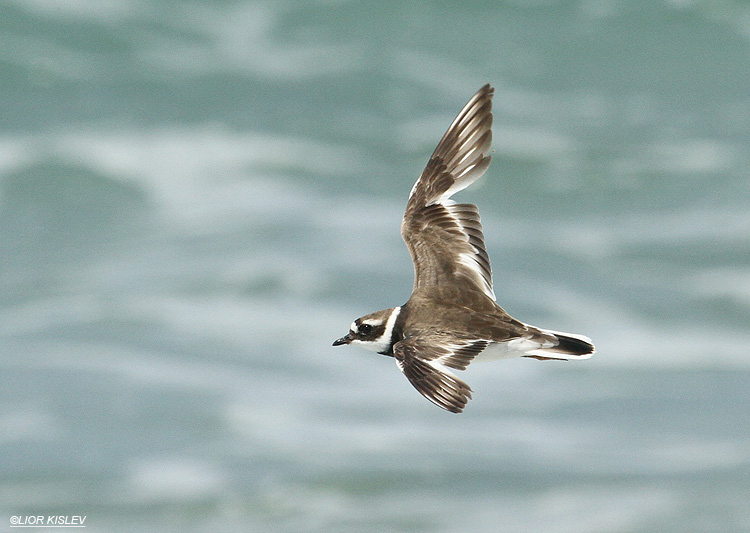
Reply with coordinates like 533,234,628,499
0,127,368,227
126,457,227,501
6,0,362,80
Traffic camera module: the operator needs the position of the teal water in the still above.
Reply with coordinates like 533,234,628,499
2,1,749,531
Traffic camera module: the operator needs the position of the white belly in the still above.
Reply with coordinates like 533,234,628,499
473,338,547,362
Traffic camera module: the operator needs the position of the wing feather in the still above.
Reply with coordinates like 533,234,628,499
393,334,490,413
402,85,496,300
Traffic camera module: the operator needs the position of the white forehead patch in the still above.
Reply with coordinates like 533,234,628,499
350,321,358,333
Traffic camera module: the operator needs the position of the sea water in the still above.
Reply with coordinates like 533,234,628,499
1,1,749,531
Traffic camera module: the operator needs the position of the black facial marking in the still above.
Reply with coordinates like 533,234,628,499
355,321,385,340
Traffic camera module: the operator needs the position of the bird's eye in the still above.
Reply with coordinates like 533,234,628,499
359,324,373,335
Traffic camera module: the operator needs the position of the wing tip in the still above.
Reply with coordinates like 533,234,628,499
414,369,473,413
408,83,496,207
395,349,474,413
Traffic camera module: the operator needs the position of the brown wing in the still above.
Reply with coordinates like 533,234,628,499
393,333,490,413
402,84,496,300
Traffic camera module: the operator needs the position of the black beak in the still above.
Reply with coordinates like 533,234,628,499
332,333,354,346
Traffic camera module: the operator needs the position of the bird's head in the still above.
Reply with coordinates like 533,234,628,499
333,307,401,355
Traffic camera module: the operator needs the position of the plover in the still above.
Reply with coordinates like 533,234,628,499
333,84,594,413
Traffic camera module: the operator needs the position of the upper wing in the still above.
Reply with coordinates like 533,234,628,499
393,333,490,413
402,84,496,300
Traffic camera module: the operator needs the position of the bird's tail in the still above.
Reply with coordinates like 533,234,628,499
522,329,595,361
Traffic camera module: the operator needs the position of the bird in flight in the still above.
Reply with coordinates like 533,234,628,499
333,85,594,413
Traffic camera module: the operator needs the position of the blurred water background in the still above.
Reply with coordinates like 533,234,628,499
1,1,749,531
